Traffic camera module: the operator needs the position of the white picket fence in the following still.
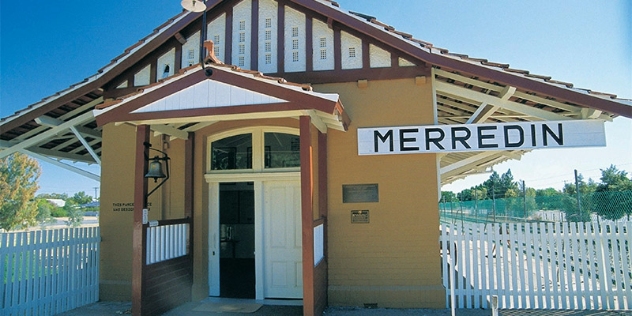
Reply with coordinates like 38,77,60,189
146,222,189,265
0,227,100,316
440,222,631,310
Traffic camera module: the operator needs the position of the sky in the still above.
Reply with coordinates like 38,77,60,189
1,0,631,197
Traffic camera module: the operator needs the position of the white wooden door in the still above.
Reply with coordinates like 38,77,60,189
263,180,303,298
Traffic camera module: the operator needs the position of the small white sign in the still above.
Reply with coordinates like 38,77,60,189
358,120,606,155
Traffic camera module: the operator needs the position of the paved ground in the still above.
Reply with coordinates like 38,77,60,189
56,301,632,316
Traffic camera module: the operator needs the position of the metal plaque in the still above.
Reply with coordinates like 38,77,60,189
351,210,370,223
343,184,379,203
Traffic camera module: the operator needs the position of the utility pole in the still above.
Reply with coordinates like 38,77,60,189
93,187,99,200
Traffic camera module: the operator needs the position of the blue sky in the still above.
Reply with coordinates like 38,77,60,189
1,0,631,196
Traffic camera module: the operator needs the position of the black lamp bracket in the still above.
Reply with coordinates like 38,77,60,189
143,142,170,197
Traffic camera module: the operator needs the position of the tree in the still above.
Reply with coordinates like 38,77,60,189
535,187,562,211
597,165,632,192
0,153,41,231
561,173,595,222
441,191,458,202
64,200,83,227
37,192,69,200
593,165,632,220
480,169,518,200
36,199,57,225
70,191,93,205
562,174,597,195
457,188,473,201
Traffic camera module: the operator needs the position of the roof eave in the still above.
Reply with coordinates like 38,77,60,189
0,1,226,134
294,0,632,119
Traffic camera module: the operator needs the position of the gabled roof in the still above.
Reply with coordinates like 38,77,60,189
94,63,349,132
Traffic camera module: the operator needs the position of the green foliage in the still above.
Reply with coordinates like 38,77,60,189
481,170,518,199
37,192,69,200
535,188,562,210
64,200,83,227
597,165,632,192
70,191,93,205
445,165,631,222
562,174,597,195
441,191,458,202
457,186,487,201
35,199,57,225
0,153,41,231
561,194,592,222
593,165,632,220
458,169,517,201
591,190,632,220
50,207,68,217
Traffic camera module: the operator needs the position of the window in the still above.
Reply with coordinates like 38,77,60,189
320,37,327,48
239,44,245,55
265,54,272,64
265,18,272,28
211,134,252,170
320,49,327,60
292,39,299,50
265,42,271,52
292,26,299,37
292,51,299,62
239,20,246,31
238,56,245,67
213,35,221,44
239,33,246,43
264,133,300,168
209,130,300,172
265,30,272,41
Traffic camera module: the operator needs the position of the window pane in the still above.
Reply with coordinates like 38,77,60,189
211,134,252,170
264,133,300,168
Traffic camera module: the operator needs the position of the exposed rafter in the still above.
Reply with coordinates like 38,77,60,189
10,97,103,143
435,81,571,121
0,111,96,159
26,150,100,181
466,86,516,124
150,124,189,140
69,126,101,165
36,115,102,139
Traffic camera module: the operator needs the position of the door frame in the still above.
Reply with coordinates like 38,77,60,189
206,172,300,300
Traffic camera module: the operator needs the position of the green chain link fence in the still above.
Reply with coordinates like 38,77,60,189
440,190,632,224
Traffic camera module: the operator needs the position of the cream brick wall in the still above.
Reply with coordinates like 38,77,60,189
314,78,445,308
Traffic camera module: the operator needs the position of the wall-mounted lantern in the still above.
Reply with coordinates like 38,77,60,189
144,142,170,197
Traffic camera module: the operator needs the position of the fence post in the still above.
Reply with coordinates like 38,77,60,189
574,170,582,217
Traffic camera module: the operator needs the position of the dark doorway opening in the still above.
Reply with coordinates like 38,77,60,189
219,182,255,298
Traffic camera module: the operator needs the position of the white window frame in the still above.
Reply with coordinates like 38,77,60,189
206,127,300,174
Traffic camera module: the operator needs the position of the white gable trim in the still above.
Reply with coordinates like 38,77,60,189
132,79,288,114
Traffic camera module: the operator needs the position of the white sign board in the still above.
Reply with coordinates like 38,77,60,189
358,120,605,155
